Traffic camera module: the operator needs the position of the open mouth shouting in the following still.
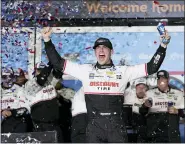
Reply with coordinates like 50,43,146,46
99,54,106,61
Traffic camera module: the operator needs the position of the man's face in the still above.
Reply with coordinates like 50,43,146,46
157,76,169,91
94,45,113,65
15,75,27,85
1,75,14,89
136,84,148,99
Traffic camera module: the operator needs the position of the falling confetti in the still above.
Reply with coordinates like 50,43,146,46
153,1,160,5
85,46,92,50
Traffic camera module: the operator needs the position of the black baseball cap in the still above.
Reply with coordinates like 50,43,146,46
157,70,169,79
93,37,113,49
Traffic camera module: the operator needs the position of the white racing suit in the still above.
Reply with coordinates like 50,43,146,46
145,87,184,143
44,39,167,143
18,72,63,142
1,79,41,133
124,80,149,142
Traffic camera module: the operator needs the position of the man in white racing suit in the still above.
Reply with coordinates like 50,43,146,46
42,27,171,142
124,77,150,142
1,68,32,133
142,70,184,143
24,62,64,142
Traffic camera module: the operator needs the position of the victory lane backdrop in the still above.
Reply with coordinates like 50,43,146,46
39,26,184,82
1,26,184,142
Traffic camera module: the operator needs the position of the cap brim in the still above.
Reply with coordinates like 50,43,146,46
136,83,147,86
93,42,112,49
157,75,168,79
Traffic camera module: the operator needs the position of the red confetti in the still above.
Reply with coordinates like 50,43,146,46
55,9,58,15
85,46,92,50
154,41,157,44
29,50,35,53
18,8,21,13
162,22,167,26
50,16,55,20
27,48,35,53
38,19,41,24
23,7,27,11
153,1,160,5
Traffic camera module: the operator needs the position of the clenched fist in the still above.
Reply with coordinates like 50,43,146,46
143,99,152,108
2,110,12,118
160,30,171,48
168,106,178,114
41,27,53,42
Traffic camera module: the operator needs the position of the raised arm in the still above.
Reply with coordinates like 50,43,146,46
41,27,86,81
126,31,171,81
24,63,53,96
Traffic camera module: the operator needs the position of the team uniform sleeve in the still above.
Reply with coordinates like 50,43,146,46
175,91,184,117
174,91,184,109
125,64,147,82
146,76,158,88
44,40,86,81
123,87,134,105
16,88,31,112
63,60,87,81
47,72,61,87
125,45,167,82
23,78,43,98
146,45,166,75
11,107,29,117
57,88,75,100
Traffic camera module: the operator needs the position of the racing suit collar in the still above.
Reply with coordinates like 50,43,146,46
158,85,171,93
95,60,114,69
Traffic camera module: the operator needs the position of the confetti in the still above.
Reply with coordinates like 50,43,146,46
85,46,92,50
5,54,9,58
153,1,160,5
29,50,35,53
